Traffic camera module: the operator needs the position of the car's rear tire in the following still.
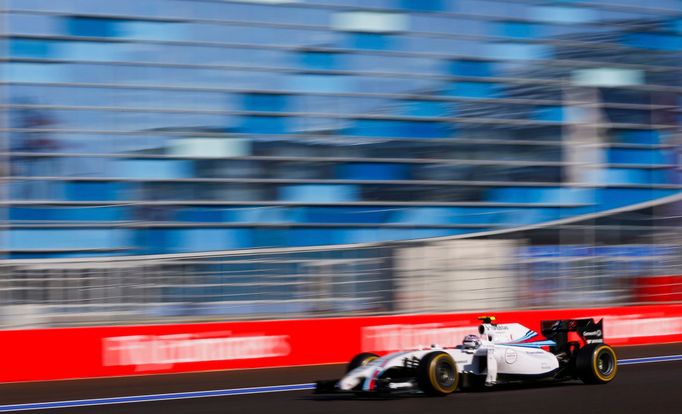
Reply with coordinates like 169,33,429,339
417,351,459,396
346,352,380,373
576,343,617,384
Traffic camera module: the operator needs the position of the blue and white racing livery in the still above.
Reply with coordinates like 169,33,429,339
315,317,617,396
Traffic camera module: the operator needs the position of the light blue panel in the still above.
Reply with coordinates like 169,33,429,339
291,74,347,93
299,51,339,69
9,229,128,250
242,93,289,112
399,100,450,117
450,60,493,77
168,228,252,252
7,252,109,259
295,207,391,224
325,228,466,245
607,149,669,165
486,187,594,204
10,206,131,221
9,207,54,221
282,228,335,246
595,168,668,184
279,185,359,202
66,17,121,37
511,208,563,225
349,33,392,50
58,41,125,62
450,207,514,224
119,21,184,41
224,207,290,223
400,0,444,12
546,188,595,204
614,130,660,145
10,180,65,200
392,207,454,225
56,207,129,221
673,19,682,34
486,43,553,60
332,229,382,244
494,21,542,39
332,229,374,245
212,228,252,250
596,188,677,209
336,163,410,180
346,119,449,138
9,38,53,58
4,62,64,82
6,13,62,36
64,182,127,201
383,228,470,241
444,82,501,98
174,208,225,222
238,116,289,134
25,251,130,259
532,106,564,121
113,159,193,179
392,207,529,225
530,6,596,23
251,229,287,247
133,229,172,254
621,33,682,51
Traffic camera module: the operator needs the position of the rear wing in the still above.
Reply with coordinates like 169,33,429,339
540,318,604,347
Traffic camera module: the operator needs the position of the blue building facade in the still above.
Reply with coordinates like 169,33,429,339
1,0,681,258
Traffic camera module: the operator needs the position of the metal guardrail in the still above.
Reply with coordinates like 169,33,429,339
2,237,681,329
0,244,395,327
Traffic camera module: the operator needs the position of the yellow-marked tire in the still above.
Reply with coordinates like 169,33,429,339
346,352,379,373
417,351,459,396
576,343,618,384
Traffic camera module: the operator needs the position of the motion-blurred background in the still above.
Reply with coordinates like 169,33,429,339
1,0,682,329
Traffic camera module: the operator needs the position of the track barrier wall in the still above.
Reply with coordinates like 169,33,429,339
1,304,681,383
634,276,682,303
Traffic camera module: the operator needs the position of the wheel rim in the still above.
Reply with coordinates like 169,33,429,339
435,359,456,388
362,356,377,366
597,350,615,376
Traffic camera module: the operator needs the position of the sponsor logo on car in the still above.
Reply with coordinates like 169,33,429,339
504,348,518,364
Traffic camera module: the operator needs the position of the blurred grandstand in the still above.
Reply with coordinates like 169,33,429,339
1,0,681,327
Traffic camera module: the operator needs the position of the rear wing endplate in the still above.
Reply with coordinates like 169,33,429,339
540,318,604,346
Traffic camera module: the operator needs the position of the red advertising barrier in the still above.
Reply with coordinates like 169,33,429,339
634,276,682,302
1,305,681,383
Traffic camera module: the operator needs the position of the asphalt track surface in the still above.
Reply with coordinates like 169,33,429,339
1,344,680,414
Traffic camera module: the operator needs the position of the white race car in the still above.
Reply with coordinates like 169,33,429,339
315,317,617,396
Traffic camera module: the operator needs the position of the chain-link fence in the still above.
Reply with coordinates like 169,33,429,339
2,235,681,329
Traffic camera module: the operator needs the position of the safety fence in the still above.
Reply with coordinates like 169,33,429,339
1,239,681,328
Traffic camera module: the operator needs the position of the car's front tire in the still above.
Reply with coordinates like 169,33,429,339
346,352,379,373
576,343,617,384
417,351,459,396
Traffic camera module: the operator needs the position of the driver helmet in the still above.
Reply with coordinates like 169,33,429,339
462,334,482,349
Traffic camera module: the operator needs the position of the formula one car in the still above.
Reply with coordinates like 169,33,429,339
315,316,617,396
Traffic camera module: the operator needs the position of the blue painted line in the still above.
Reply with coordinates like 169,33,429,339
0,383,315,412
506,340,557,348
619,354,682,365
1,354,681,412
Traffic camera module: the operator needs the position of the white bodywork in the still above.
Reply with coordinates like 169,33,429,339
339,322,559,392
